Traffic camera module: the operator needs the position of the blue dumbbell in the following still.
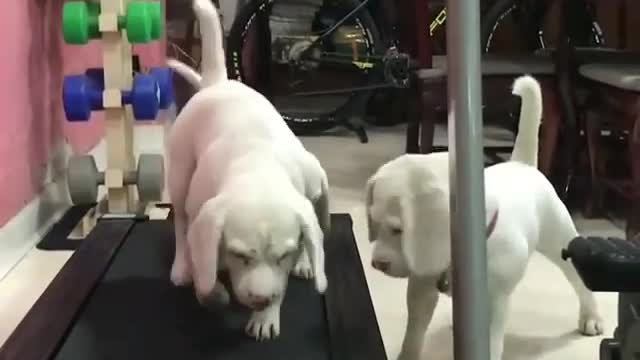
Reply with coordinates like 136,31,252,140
84,68,105,88
63,73,160,121
149,67,175,109
79,67,173,109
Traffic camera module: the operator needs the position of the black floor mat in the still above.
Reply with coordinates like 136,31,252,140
37,204,174,251
53,217,338,360
36,205,93,251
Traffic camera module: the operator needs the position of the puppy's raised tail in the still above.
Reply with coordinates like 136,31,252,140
193,0,227,87
167,0,226,88
167,58,203,89
510,75,543,167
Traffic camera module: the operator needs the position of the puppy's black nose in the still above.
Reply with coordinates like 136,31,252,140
248,293,272,310
252,299,270,310
371,260,390,272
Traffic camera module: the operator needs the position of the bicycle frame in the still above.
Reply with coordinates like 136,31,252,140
430,7,447,36
287,0,446,97
289,0,604,98
296,0,447,67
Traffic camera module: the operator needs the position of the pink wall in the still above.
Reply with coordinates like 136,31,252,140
0,0,166,227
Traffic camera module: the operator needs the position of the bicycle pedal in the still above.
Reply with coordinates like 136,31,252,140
562,236,640,292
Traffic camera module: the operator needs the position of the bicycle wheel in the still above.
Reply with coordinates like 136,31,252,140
481,0,604,53
226,0,382,135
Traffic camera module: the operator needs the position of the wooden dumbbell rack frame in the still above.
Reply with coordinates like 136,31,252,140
100,0,137,216
70,0,168,239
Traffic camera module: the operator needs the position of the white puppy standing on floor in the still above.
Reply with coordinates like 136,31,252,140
164,0,330,341
366,75,604,360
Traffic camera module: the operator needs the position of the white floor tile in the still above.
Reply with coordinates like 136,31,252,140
0,124,622,360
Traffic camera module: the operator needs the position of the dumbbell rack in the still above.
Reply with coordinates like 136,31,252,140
62,0,172,238
103,0,135,216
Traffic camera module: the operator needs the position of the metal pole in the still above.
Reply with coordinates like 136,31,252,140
446,0,490,358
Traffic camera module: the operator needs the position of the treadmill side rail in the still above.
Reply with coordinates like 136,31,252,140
0,219,135,360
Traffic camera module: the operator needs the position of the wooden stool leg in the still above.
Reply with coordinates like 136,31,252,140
539,86,560,177
627,110,640,240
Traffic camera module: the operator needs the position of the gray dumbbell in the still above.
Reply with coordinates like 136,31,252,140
66,154,164,205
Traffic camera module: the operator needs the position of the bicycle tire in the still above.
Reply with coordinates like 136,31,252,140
226,0,382,136
481,0,522,52
481,0,604,52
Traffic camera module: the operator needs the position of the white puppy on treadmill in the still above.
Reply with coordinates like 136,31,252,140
365,75,604,360
165,0,330,341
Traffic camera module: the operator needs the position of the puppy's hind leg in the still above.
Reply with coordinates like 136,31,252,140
487,291,514,360
537,229,604,336
171,227,193,287
486,236,530,360
168,147,196,287
292,172,329,281
168,158,195,286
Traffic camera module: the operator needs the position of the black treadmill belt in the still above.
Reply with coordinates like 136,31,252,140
54,220,330,360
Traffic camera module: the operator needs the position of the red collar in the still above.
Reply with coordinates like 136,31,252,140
486,209,499,238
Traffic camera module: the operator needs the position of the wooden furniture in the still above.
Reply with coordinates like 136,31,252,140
402,2,565,181
575,53,640,239
550,0,640,238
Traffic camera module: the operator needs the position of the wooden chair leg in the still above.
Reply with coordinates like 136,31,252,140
584,109,604,218
418,83,436,154
406,87,421,153
626,109,640,240
553,69,580,201
539,85,560,177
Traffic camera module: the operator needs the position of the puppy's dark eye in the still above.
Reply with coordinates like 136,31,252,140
231,252,251,265
391,227,403,235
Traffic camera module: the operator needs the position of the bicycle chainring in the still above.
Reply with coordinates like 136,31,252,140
288,39,322,70
272,36,322,71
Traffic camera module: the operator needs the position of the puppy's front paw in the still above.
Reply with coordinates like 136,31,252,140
246,308,281,341
292,251,313,279
579,311,604,336
170,260,192,287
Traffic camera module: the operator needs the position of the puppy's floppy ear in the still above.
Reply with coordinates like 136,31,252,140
364,174,378,243
187,196,227,302
295,198,327,293
399,184,451,277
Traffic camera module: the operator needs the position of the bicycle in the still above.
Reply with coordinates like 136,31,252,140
225,0,605,141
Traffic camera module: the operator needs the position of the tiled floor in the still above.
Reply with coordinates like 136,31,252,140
0,124,622,359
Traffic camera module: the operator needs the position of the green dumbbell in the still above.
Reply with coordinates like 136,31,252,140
63,1,100,44
147,2,163,41
125,2,163,43
63,1,163,45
